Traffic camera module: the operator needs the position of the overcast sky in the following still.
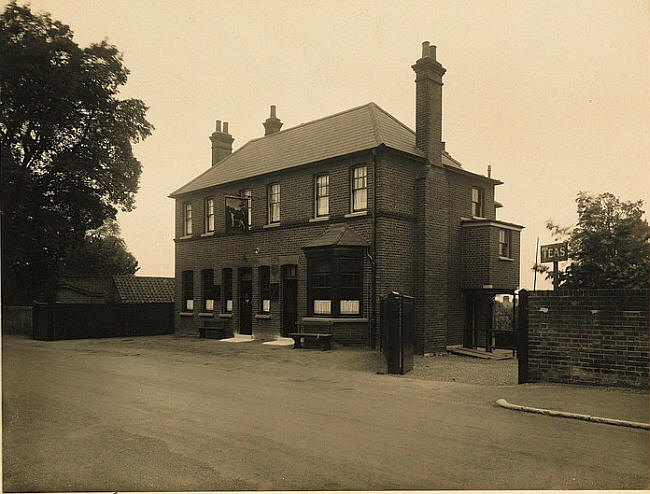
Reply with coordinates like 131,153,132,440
23,0,649,289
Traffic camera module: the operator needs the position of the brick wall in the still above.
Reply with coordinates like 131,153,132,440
526,289,649,388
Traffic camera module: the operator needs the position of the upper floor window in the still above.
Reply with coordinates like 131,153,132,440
204,198,215,232
183,202,193,235
471,186,485,217
241,189,252,227
314,174,329,217
351,166,367,212
267,183,280,224
182,270,194,311
499,229,512,258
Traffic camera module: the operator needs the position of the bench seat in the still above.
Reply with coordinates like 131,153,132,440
199,320,232,339
287,332,333,351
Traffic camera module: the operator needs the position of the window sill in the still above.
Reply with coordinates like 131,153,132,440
255,313,271,319
263,223,280,229
302,317,368,323
218,313,233,318
498,256,514,262
344,210,368,218
309,216,330,223
198,312,214,317
179,312,194,317
179,235,193,240
201,231,215,237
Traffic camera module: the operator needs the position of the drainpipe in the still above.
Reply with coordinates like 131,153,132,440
370,148,378,349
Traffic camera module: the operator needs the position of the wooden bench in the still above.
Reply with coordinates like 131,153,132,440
288,320,334,350
199,319,232,339
287,332,333,351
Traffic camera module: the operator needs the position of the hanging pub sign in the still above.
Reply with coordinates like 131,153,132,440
225,196,250,232
540,242,568,263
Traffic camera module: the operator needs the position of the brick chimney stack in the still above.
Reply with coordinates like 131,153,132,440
412,41,446,165
209,119,234,166
263,105,283,136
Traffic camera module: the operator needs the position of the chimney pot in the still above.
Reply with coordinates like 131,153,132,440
263,105,283,136
487,165,492,178
210,118,234,166
422,41,430,58
413,41,446,164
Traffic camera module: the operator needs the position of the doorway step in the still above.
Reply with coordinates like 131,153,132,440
447,345,514,360
262,337,294,347
220,334,255,343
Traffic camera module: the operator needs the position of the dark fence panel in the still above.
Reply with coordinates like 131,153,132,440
33,303,174,340
517,289,529,384
1,305,33,336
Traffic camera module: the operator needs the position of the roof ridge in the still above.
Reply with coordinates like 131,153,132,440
367,102,384,145
261,102,377,138
371,102,417,136
169,103,377,198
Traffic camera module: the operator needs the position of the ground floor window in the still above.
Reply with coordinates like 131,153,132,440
182,270,193,311
307,251,363,317
222,268,233,312
259,265,271,312
201,269,216,311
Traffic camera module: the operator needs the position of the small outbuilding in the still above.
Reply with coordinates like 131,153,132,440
33,275,175,340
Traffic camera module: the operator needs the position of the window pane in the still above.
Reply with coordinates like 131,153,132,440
340,300,359,314
315,175,329,216
314,300,331,314
353,188,367,211
268,184,280,223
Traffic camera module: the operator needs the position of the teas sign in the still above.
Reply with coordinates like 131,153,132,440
540,242,568,263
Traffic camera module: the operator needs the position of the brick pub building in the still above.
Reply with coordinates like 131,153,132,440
170,42,523,354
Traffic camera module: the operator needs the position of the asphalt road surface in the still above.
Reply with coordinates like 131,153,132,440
3,335,648,491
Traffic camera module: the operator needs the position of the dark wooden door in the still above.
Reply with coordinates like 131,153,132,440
464,297,478,348
238,268,252,335
281,265,297,337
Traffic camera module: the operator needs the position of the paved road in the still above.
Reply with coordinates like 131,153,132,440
3,335,648,491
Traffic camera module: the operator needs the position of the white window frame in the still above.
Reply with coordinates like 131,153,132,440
184,202,193,235
204,197,215,232
351,165,367,212
267,183,280,224
314,174,329,217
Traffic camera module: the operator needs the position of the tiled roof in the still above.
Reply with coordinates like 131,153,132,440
303,224,369,249
112,275,175,304
170,103,437,197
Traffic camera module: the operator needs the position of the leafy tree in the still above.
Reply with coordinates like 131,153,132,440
534,192,650,289
62,220,139,276
0,2,152,303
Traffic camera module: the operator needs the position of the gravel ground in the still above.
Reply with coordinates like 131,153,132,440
410,352,518,385
28,334,517,385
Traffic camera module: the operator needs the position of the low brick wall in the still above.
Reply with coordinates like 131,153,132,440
526,289,648,388
2,306,33,336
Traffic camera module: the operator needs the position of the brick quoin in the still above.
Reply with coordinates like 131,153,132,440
171,42,524,353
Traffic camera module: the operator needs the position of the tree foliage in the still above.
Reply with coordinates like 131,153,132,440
62,220,139,276
0,2,152,303
534,192,650,289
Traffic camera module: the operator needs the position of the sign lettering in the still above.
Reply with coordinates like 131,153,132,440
540,242,569,263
